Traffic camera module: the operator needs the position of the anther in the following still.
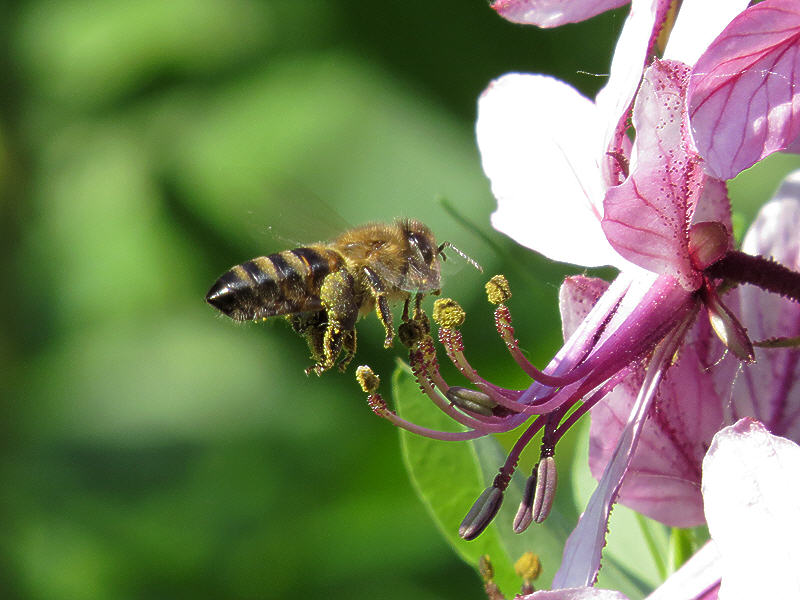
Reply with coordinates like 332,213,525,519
459,485,503,540
513,468,536,533
445,386,498,417
485,275,512,305
433,298,466,329
514,552,542,594
356,365,381,394
398,319,428,348
532,456,557,523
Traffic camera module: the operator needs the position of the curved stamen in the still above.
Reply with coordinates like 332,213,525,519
367,394,489,441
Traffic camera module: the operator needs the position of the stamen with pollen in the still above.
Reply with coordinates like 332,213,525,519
487,275,565,386
355,365,487,441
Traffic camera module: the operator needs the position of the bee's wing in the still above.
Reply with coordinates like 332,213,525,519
257,181,353,248
370,251,442,294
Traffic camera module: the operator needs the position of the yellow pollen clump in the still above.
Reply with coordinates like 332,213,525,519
485,275,512,305
355,365,381,393
432,298,465,329
514,552,542,582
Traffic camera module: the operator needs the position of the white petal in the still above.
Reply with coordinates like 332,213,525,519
596,0,661,146
477,73,624,268
702,419,800,599
663,0,750,66
645,542,721,600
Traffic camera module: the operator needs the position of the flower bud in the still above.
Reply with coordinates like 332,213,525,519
459,486,503,540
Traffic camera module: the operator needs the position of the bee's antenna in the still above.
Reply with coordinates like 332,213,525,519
438,242,483,273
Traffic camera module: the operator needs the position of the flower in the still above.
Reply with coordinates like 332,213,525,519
357,0,800,594
518,418,800,600
589,174,800,529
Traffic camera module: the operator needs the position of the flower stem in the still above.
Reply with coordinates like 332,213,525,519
707,251,800,303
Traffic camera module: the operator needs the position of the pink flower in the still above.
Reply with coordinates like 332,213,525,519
362,0,800,594
520,418,800,599
588,171,800,529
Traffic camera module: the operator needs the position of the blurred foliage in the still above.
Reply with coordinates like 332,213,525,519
1,1,798,599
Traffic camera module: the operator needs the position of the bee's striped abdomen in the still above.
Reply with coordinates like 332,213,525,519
206,247,343,321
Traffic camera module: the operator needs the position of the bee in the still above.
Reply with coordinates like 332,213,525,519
206,219,475,375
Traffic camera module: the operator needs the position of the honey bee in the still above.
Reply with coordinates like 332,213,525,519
206,219,475,375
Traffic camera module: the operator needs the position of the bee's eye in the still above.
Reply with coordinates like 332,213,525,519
409,233,434,264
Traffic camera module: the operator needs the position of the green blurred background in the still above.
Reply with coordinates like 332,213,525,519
1,1,797,598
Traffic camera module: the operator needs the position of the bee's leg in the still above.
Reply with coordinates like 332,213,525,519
288,312,328,375
337,329,357,373
363,266,394,348
412,292,425,321
401,292,414,323
315,270,358,375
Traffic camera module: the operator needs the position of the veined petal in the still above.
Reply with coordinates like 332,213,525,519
602,60,704,290
663,0,750,67
729,174,800,439
490,0,629,28
559,275,610,340
477,74,626,268
553,323,686,588
703,419,800,598
589,317,726,528
687,0,800,180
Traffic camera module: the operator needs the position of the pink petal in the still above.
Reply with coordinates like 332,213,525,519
689,177,732,233
602,60,705,290
490,0,629,28
559,276,611,340
477,74,627,268
703,419,800,598
589,317,726,527
688,0,800,180
728,173,800,440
